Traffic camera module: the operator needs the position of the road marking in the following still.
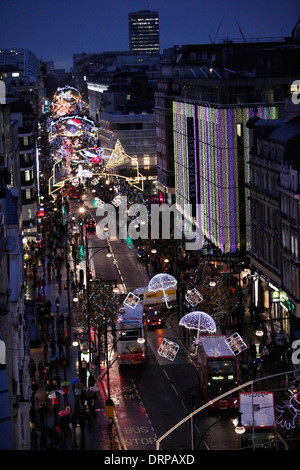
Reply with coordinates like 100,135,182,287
163,369,170,381
171,383,179,396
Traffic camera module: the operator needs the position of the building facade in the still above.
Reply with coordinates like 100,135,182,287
247,101,300,337
128,10,160,55
0,96,31,450
155,38,300,206
173,100,278,254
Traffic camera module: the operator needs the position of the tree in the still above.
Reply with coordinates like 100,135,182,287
74,280,123,355
186,262,237,330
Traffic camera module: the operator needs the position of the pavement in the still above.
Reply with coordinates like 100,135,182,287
26,239,122,450
25,207,297,451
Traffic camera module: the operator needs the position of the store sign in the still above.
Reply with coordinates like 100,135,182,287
272,290,288,302
202,255,237,262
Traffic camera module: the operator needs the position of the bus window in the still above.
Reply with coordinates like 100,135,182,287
208,359,238,397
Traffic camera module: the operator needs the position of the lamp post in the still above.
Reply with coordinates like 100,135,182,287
72,333,82,376
83,225,114,361
88,278,121,428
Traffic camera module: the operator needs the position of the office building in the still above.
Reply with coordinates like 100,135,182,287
128,10,160,55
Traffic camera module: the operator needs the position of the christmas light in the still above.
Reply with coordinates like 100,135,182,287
173,102,278,253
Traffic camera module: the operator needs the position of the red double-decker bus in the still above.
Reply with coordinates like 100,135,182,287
197,335,240,409
68,183,82,200
238,392,278,449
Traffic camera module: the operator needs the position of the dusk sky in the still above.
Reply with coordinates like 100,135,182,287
1,0,300,71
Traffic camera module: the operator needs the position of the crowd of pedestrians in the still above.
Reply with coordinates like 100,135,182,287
26,195,99,450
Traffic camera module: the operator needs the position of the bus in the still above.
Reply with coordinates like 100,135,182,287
68,183,83,200
116,303,146,365
132,286,177,307
197,335,240,409
239,392,278,450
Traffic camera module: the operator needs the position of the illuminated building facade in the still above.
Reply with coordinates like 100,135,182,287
173,100,278,254
128,10,160,55
247,100,300,334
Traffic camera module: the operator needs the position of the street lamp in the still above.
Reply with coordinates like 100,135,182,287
234,412,246,435
255,323,264,337
81,225,116,387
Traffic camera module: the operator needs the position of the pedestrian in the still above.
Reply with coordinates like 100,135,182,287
28,358,37,379
50,310,55,333
38,403,46,427
70,411,78,435
46,298,52,313
62,385,69,406
56,297,60,314
62,356,68,379
74,386,82,408
59,313,64,331
248,341,257,360
57,335,64,358
57,269,62,293
249,301,254,322
43,400,49,425
31,380,39,397
45,379,52,393
40,427,48,450
52,396,59,425
41,343,48,362
53,373,62,388
30,427,38,450
36,278,42,294
79,409,86,433
50,339,56,357
261,345,270,366
66,313,71,332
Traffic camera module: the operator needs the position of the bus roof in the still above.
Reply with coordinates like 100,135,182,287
239,392,275,428
199,335,235,358
118,303,144,323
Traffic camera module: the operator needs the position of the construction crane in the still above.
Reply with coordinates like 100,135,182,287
233,16,245,39
292,17,300,38
208,14,225,43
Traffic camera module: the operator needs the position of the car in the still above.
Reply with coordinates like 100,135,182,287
85,217,96,232
136,247,149,262
145,306,164,328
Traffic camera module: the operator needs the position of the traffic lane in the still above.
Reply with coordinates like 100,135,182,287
123,345,198,450
199,412,239,450
145,327,239,450
108,363,157,451
161,357,239,450
86,232,123,284
110,239,150,291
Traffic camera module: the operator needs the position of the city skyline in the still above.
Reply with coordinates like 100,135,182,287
1,0,299,71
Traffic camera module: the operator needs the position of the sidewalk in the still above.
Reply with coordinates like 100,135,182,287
26,240,121,450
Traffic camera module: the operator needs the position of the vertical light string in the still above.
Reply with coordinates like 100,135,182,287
174,102,279,254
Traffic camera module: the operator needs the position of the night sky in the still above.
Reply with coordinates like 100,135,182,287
1,0,299,71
